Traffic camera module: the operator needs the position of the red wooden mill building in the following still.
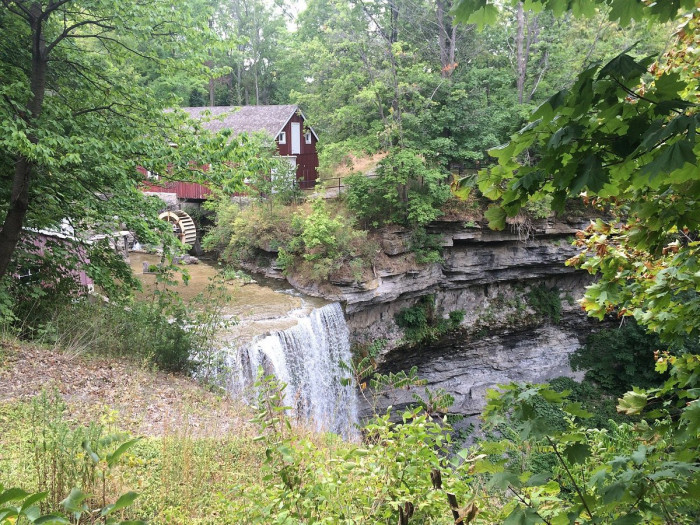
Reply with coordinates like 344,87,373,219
142,104,320,202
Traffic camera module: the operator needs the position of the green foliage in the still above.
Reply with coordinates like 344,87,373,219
0,390,145,523
343,173,386,229
548,376,634,430
475,352,700,524
471,11,699,346
395,295,465,345
203,198,297,263
0,483,144,525
453,0,695,27
32,298,193,373
281,198,377,282
570,322,666,395
205,196,377,283
527,285,562,324
0,0,257,295
12,268,230,375
408,227,444,264
29,390,103,513
345,149,451,228
233,373,476,524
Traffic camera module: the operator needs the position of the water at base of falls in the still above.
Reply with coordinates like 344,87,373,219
227,302,359,439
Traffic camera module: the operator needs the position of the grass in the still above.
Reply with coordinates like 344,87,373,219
0,339,352,524
0,343,261,523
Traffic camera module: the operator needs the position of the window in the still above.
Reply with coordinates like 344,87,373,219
304,132,312,144
278,131,286,144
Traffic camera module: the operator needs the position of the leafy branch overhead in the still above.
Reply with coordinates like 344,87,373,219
452,0,698,29
451,1,700,347
478,48,698,240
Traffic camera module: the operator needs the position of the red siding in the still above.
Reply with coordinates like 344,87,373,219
172,182,212,200
275,112,319,188
140,180,211,200
140,108,319,200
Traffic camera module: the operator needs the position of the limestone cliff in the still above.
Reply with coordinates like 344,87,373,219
251,215,602,418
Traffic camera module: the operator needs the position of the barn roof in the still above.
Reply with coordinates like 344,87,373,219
181,105,318,140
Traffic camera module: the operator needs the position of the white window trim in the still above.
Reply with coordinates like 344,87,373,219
304,132,312,144
291,122,301,154
278,131,287,144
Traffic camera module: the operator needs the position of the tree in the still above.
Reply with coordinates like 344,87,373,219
453,0,699,346
447,6,699,521
0,0,248,298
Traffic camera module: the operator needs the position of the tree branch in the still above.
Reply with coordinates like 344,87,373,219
611,76,683,115
72,103,116,118
507,485,552,525
42,0,74,20
2,93,28,121
2,0,31,20
546,436,596,522
46,17,114,55
93,34,160,61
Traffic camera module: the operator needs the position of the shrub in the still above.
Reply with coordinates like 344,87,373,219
569,321,666,395
395,296,464,345
280,198,377,281
345,148,450,229
31,274,229,375
408,227,444,264
203,198,298,264
527,284,562,324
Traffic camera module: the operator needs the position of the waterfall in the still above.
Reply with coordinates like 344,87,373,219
227,302,358,438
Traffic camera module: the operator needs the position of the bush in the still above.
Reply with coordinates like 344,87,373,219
408,227,444,264
569,321,666,395
527,284,562,324
31,277,229,374
395,295,464,345
280,198,377,281
344,148,450,229
203,198,297,263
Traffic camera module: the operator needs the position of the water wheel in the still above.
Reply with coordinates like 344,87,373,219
159,210,197,246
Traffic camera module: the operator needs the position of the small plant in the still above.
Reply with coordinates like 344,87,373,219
0,483,145,525
409,227,443,264
527,284,562,324
395,296,464,344
27,389,142,518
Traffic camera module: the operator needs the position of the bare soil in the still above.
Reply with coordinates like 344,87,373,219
329,151,388,178
0,339,253,438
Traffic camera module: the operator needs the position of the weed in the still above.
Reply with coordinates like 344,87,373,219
395,296,464,345
527,285,562,324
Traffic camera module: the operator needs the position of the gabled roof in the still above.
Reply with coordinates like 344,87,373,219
181,105,319,140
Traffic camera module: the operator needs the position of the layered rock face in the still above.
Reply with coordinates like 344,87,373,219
250,215,600,419
292,217,599,419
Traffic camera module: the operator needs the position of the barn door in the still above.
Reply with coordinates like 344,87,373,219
291,122,301,154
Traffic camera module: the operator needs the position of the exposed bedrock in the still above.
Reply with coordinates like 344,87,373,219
359,312,595,420
272,216,601,418
340,218,598,418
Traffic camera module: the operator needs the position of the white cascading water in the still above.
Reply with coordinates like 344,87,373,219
227,302,358,438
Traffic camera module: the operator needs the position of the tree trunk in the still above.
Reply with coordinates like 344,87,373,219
436,0,457,77
515,2,526,104
0,7,48,280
